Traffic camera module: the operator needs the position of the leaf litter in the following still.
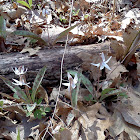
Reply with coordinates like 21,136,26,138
0,0,140,139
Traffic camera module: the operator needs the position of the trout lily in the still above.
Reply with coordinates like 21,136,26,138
12,78,30,88
12,66,27,76
91,52,112,70
62,72,78,92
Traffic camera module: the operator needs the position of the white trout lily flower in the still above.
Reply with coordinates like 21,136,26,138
91,52,112,70
62,72,78,92
12,78,30,88
12,66,27,76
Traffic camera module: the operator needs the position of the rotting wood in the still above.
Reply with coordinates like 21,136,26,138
0,41,110,93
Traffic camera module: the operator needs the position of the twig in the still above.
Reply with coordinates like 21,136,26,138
41,0,74,139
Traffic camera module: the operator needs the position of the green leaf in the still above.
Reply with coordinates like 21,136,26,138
13,93,20,99
0,76,29,103
26,111,32,117
17,1,31,9
53,23,80,45
71,72,81,108
84,94,93,101
100,89,122,101
28,0,32,7
67,70,94,94
34,109,42,119
36,98,43,104
41,112,46,116
60,127,65,132
17,128,20,140
119,92,128,98
27,104,36,112
0,16,6,40
101,88,116,96
0,101,3,106
45,107,51,112
81,74,94,94
12,30,47,45
31,66,46,102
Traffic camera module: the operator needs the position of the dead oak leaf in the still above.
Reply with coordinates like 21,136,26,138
107,59,128,80
71,103,112,140
20,47,41,56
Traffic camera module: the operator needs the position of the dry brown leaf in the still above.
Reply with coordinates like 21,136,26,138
110,39,125,61
37,85,48,104
123,27,139,54
20,46,41,56
50,88,59,101
116,88,140,128
70,103,112,140
56,102,72,123
109,110,140,140
1,99,26,115
107,59,128,80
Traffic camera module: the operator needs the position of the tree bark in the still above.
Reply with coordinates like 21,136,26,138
0,42,110,93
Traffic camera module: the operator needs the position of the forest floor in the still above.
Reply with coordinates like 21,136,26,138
0,0,140,139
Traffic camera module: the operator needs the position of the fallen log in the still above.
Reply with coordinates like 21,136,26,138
0,42,110,93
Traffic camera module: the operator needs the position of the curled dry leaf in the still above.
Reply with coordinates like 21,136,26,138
116,88,140,128
107,59,128,80
70,103,112,140
109,110,140,139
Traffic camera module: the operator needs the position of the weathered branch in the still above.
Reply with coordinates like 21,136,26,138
0,42,110,93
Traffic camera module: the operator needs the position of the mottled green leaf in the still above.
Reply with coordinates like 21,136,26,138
27,104,36,112
81,74,94,94
84,94,93,101
0,16,6,40
36,98,43,104
31,66,46,102
26,111,32,117
45,107,51,112
0,76,29,103
34,109,42,119
17,1,31,9
12,30,47,45
67,70,94,94
100,89,122,101
71,72,81,108
101,88,116,96
28,0,32,7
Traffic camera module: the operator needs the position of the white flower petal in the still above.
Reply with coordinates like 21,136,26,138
105,56,112,63
104,63,111,70
71,82,76,89
12,66,27,75
12,79,30,87
62,83,70,87
101,52,105,61
73,73,78,84
100,62,105,70
12,79,20,83
67,72,72,80
91,63,100,67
